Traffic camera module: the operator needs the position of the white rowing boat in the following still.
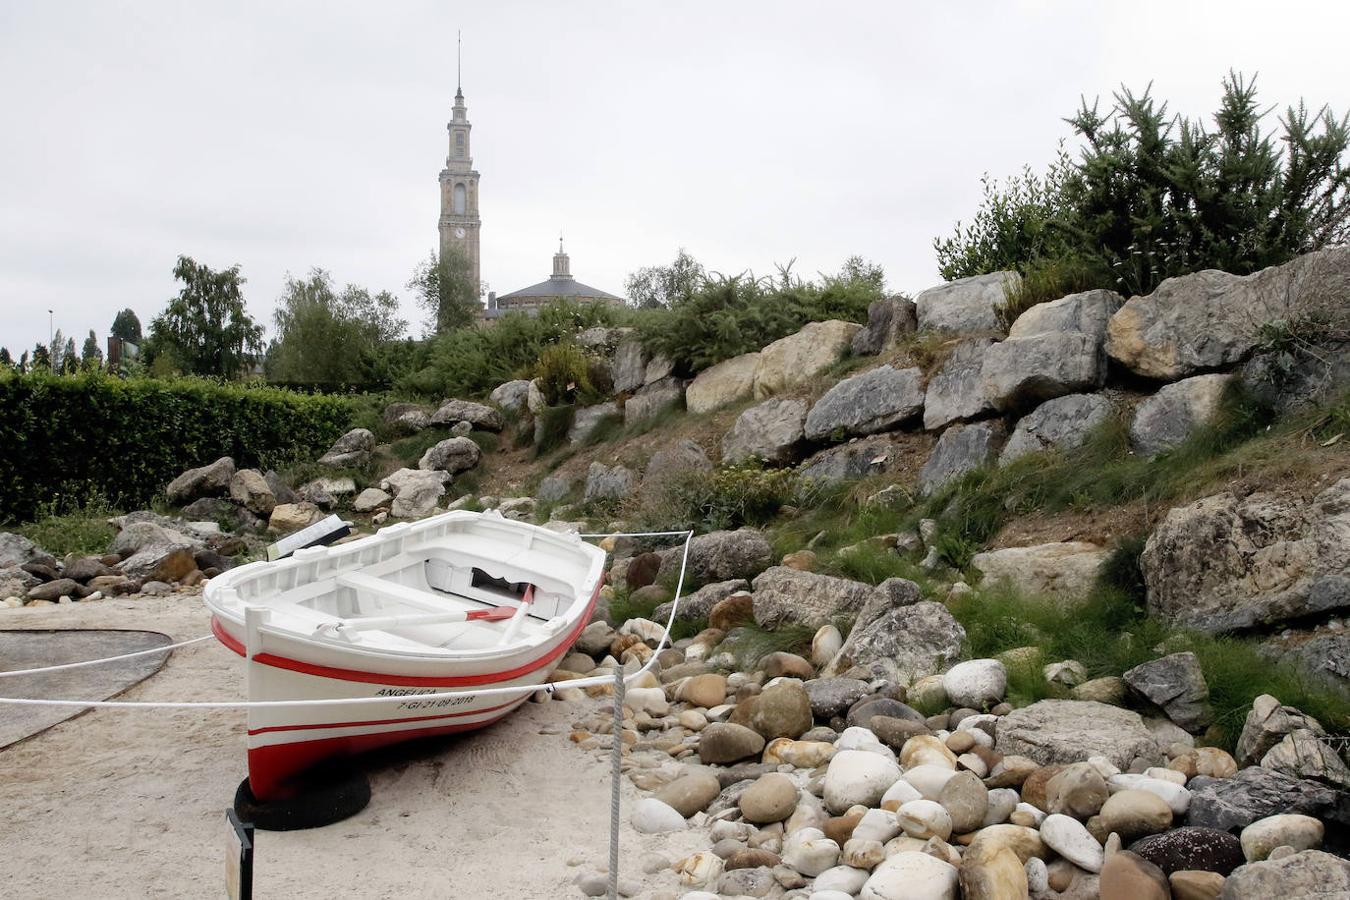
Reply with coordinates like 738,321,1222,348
203,510,607,800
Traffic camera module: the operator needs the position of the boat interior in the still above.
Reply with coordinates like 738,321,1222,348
209,514,605,656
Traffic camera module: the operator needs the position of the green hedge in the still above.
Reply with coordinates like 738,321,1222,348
0,373,355,523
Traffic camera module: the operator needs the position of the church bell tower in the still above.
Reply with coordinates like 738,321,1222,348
438,34,481,296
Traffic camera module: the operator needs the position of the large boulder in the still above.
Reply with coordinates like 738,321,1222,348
1221,850,1350,899
418,436,481,474
1236,695,1328,767
656,529,774,585
821,583,965,685
228,468,276,515
268,502,323,533
852,296,918,355
624,378,684,428
996,700,1159,769
112,521,201,582
752,320,862,399
1261,630,1350,690
582,462,636,504
381,468,450,519
914,271,1019,335
1007,289,1124,341
641,439,712,491
922,338,997,430
970,542,1108,605
0,533,47,569
916,421,1004,496
1108,249,1350,381
0,565,40,599
1141,477,1350,633
1000,393,1114,465
610,338,650,394
487,380,532,414
750,567,875,629
430,398,504,432
319,429,374,468
165,456,236,504
568,402,620,445
383,403,431,434
651,579,749,624
686,352,761,414
1122,652,1212,733
1187,767,1337,832
1130,374,1233,458
721,398,808,465
980,331,1107,413
1241,340,1350,413
797,437,901,487
804,365,924,441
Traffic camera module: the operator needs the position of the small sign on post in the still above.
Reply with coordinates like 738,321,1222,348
225,809,254,900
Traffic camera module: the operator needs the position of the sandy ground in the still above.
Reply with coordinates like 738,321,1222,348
0,594,704,899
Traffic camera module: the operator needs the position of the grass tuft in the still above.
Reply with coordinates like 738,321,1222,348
15,495,119,557
720,622,816,670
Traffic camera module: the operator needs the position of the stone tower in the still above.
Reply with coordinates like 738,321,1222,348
438,52,481,296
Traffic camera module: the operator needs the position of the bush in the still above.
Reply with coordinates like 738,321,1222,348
16,494,119,556
631,461,803,533
533,343,611,406
936,73,1350,297
0,372,354,523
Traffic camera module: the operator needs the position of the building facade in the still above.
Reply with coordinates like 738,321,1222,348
484,241,626,319
438,83,481,294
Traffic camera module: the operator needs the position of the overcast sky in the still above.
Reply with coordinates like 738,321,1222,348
3,1,1348,354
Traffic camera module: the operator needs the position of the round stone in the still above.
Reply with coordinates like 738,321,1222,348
895,799,953,841
1128,826,1245,876
823,750,902,814
941,658,1007,709
1041,813,1104,873
1240,813,1324,862
937,770,989,834
631,797,687,834
680,673,728,708
739,773,800,824
654,771,721,817
1090,789,1173,843
901,734,958,770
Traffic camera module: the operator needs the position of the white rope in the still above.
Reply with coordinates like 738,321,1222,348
0,635,213,679
0,529,695,711
607,662,625,900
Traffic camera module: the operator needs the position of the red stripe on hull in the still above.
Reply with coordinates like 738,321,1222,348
246,697,521,736
211,580,600,688
247,702,524,801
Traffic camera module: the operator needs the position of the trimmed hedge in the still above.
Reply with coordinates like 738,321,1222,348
0,373,355,522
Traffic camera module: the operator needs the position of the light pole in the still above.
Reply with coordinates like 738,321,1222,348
48,309,54,373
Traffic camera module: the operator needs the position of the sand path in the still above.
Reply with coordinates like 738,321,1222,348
0,595,703,899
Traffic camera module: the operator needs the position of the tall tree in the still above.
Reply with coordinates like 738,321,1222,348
61,337,78,375
408,248,480,335
624,248,706,308
265,269,407,383
110,308,143,344
0,348,11,369
31,343,50,373
144,256,263,378
50,329,65,372
81,330,103,370
18,350,29,373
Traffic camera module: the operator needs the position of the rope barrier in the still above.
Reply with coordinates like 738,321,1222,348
0,528,695,711
0,635,213,679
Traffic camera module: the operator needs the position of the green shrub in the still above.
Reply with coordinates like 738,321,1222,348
389,427,454,467
0,372,354,523
534,344,597,406
533,406,574,458
996,254,1108,330
720,622,817,670
631,461,803,533
16,494,119,556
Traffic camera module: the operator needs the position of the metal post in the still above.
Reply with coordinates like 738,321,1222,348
607,663,625,900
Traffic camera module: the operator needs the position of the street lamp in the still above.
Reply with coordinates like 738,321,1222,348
48,309,54,373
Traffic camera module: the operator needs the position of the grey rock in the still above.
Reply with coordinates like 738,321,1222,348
0,565,40,599
110,521,201,557
652,579,750,624
980,331,1107,413
352,487,392,513
228,468,277,515
430,398,503,432
753,320,861,399
582,462,636,504
495,497,537,521
180,498,260,533
970,541,1108,605
804,677,872,719
804,365,925,440
63,556,116,583
576,325,624,352
923,337,997,430
656,529,773,585
0,533,46,569
641,439,711,492
418,436,482,474
264,471,300,505
318,429,374,468
750,566,875,629
26,578,88,601
1107,248,1350,380
996,700,1158,769
380,468,450,519
1260,729,1350,788
568,402,621,445
1122,652,1213,733
392,408,431,434
536,472,578,503
610,338,650,394
916,421,1004,496
1007,288,1124,341
1141,477,1350,633
1261,630,1350,690
624,378,684,428
700,722,767,765
1221,849,1350,899
821,579,964,684
852,295,918,355
721,398,808,465
487,379,532,414
915,271,1019,335
165,456,236,504
1241,340,1350,413
1000,393,1114,465
644,353,674,386
1186,767,1337,832
797,437,899,487
686,351,760,414
1128,827,1245,876
1130,374,1234,457
1236,694,1327,767
300,477,356,510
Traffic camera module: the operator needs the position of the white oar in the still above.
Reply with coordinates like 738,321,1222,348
497,584,536,647
315,604,516,638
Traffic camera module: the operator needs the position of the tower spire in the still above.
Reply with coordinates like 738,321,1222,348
456,30,463,98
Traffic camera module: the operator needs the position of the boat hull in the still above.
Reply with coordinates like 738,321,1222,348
211,579,599,800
